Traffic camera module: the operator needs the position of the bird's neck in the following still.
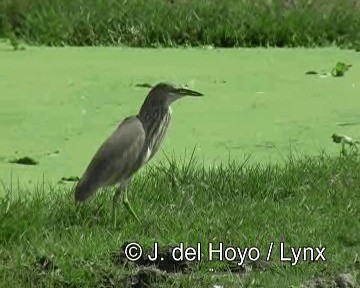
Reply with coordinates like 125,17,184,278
137,106,170,132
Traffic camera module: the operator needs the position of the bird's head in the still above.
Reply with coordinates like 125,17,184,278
143,82,204,108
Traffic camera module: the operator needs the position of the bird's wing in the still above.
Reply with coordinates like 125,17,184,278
75,116,146,202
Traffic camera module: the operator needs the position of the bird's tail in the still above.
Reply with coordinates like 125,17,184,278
74,176,98,202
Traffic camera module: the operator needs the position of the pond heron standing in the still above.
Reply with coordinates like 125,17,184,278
74,83,204,227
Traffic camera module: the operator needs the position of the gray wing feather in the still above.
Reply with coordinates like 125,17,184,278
75,116,146,202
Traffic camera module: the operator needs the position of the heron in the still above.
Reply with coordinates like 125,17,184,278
74,82,204,227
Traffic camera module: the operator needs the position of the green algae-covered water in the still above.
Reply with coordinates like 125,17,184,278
0,44,359,192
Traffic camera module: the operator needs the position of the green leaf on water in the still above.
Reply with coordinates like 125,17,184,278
331,62,352,77
305,71,318,75
135,83,153,88
9,156,38,165
61,176,80,182
331,133,359,146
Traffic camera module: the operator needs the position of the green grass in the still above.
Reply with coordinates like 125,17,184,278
0,44,360,189
1,153,359,287
1,0,360,48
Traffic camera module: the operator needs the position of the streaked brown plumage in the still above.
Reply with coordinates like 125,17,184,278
74,82,203,226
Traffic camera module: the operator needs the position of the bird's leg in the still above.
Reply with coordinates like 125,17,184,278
123,188,141,224
112,184,141,228
112,187,123,229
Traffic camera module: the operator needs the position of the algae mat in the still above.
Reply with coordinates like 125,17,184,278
0,44,359,190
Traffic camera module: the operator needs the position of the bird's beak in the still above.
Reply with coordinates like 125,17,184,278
176,87,204,97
